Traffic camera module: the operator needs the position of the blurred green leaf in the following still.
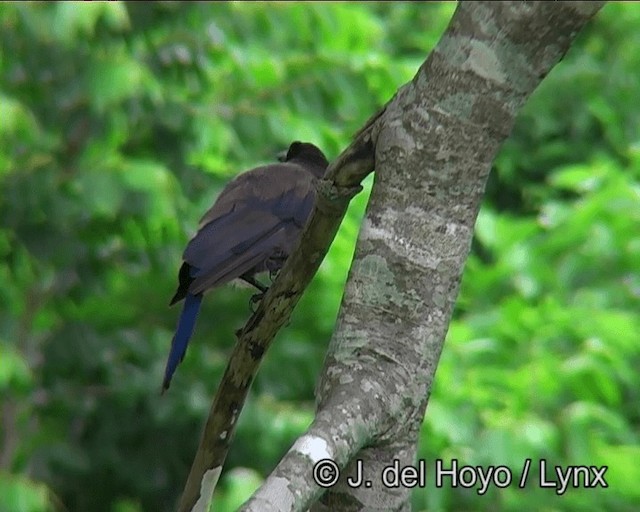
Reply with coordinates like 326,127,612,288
212,468,263,512
593,442,640,499
0,473,52,512
0,345,32,390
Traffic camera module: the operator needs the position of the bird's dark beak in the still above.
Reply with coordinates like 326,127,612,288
276,149,288,162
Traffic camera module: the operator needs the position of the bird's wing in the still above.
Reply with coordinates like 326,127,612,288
183,165,316,296
188,224,288,294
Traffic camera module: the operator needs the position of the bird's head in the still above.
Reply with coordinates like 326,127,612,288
278,141,329,177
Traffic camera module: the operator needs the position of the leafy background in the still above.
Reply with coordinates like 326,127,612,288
1,3,638,511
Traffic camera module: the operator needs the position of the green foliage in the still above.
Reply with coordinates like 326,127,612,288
0,3,638,512
0,473,53,512
420,158,640,511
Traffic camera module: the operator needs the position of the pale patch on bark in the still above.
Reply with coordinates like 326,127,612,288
465,40,507,83
251,476,295,511
193,467,221,512
290,434,333,464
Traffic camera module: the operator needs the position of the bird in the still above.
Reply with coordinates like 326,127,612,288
162,141,329,392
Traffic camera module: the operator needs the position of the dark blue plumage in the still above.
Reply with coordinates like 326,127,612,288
163,291,202,391
162,142,328,392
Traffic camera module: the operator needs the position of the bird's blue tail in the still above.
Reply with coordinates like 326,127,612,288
162,292,202,392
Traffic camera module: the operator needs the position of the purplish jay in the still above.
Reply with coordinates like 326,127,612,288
162,142,329,391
